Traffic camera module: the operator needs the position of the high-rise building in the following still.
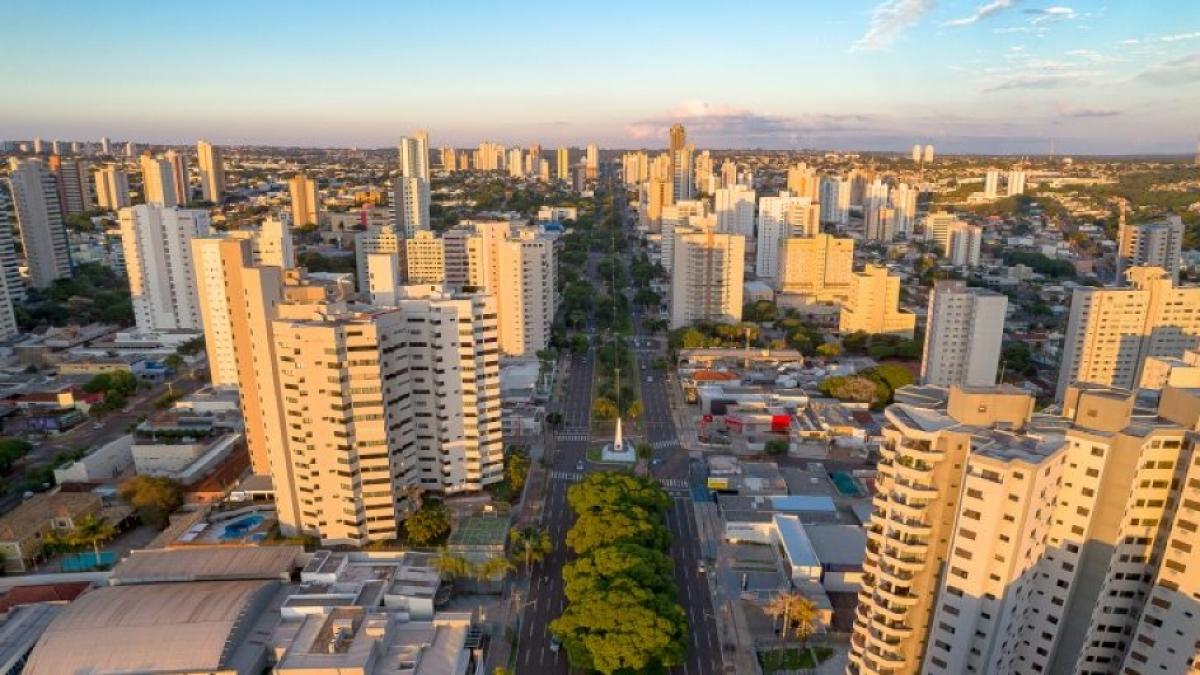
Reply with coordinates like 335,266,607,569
621,151,650,186
669,124,686,153
713,184,756,237
99,137,110,155
0,187,26,306
287,174,321,227
719,159,737,188
118,204,210,333
196,140,225,202
48,155,93,215
660,200,710,274
921,280,1008,387
849,385,1044,675
163,150,189,205
556,146,570,181
693,150,714,195
911,144,922,162
6,157,72,287
256,215,295,270
819,177,850,226
669,231,745,329
140,154,180,207
399,132,430,182
585,143,599,180
404,230,445,283
671,146,693,201
925,212,960,252
923,144,935,163
1117,215,1183,282
1055,265,1200,399
124,141,136,158
645,177,674,228
507,147,524,178
474,224,556,356
393,176,430,237
945,221,982,267
355,224,402,292
864,205,895,243
756,192,818,280
786,163,819,201
94,164,130,210
983,169,1000,198
1006,168,1025,196
439,146,455,172
889,182,917,237
839,264,915,337
775,233,855,300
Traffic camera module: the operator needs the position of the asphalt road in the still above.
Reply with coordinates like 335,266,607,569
512,184,723,674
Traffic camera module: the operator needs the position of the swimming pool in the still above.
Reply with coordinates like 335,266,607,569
217,514,265,541
829,471,864,497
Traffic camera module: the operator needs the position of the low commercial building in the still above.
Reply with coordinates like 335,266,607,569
0,492,103,573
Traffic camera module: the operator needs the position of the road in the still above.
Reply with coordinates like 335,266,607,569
512,184,723,674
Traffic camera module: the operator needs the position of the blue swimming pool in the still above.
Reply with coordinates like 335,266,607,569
218,514,265,540
829,471,864,497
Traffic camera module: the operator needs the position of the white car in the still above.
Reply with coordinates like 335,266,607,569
549,636,562,652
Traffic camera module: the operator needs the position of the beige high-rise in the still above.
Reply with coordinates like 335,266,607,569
556,146,569,180
48,155,93,215
94,164,130,210
1055,266,1200,400
139,154,179,207
775,234,855,300
839,265,915,337
196,140,225,202
288,174,320,226
669,231,745,329
404,230,445,284
163,150,189,205
1117,216,1183,281
921,281,1007,387
6,157,72,287
119,204,209,333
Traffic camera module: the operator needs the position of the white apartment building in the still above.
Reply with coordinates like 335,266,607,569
394,176,430,237
399,133,430,182
669,231,745,329
756,192,818,280
1007,169,1026,196
119,204,210,333
7,157,73,287
94,164,130,210
1055,266,1200,399
355,224,402,292
839,265,916,338
889,182,917,238
0,195,19,339
775,233,855,300
984,169,1000,198
946,221,983,267
661,200,709,274
405,230,445,283
921,281,1007,387
1117,216,1183,281
714,184,756,237
256,215,295,270
820,177,851,226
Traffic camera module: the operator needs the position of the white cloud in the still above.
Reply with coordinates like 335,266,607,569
1025,6,1077,25
1135,53,1200,84
852,0,936,51
942,0,1018,27
1120,38,1140,45
1160,31,1200,43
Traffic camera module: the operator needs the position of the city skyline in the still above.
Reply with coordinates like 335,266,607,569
3,1,1198,154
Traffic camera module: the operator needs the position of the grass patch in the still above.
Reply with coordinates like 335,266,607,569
759,646,835,672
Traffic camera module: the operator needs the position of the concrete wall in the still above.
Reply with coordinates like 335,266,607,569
54,435,134,484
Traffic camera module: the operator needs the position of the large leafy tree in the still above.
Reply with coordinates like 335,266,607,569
404,501,451,545
566,473,670,517
510,526,552,569
118,475,183,527
565,507,668,555
562,543,675,602
550,586,688,674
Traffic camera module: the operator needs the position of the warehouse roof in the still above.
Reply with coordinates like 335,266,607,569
109,544,302,585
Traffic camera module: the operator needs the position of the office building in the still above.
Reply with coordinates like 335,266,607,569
1055,265,1200,399
196,140,225,202
669,231,745,328
94,164,130,210
945,220,982,267
48,155,93,215
287,174,320,227
399,132,430,182
714,184,756,237
1118,215,1183,281
839,264,915,337
7,157,72,287
756,192,818,280
140,154,180,207
1006,168,1025,196
119,204,210,333
984,169,1000,198
775,233,855,301
921,281,1008,387
405,230,445,283
393,176,430,237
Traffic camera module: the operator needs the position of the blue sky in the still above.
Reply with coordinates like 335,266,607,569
2,0,1197,153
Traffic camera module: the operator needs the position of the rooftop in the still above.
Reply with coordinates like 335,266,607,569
110,544,302,585
0,491,100,543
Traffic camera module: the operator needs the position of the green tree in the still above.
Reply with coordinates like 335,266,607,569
592,397,618,420
563,543,676,602
635,441,653,461
626,399,644,419
505,449,531,496
433,545,471,579
764,438,790,456
567,473,670,516
404,501,452,545
472,555,515,584
63,514,117,565
765,591,820,645
550,586,688,674
566,507,668,555
815,342,842,358
118,475,183,527
510,526,553,569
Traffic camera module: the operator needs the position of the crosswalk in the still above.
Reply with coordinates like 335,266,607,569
550,471,584,482
556,429,590,442
657,478,688,490
649,439,680,450
551,471,688,492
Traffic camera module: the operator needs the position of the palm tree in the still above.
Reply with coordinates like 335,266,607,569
765,591,820,644
509,526,552,569
433,546,470,580
472,555,515,585
70,515,117,566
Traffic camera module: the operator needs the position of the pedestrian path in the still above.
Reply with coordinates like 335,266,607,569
549,471,584,482
555,429,590,442
657,477,689,491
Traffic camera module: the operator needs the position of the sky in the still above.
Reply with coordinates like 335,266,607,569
1,0,1198,154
